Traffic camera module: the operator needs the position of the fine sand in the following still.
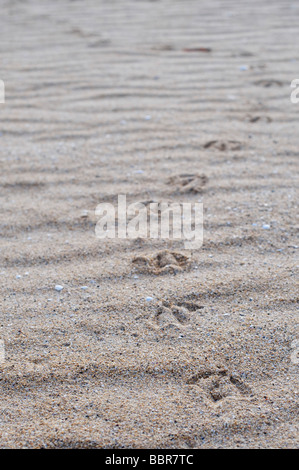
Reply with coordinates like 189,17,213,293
0,0,298,448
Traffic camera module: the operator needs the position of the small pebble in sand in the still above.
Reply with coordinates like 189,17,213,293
262,224,270,229
16,275,22,279
146,297,154,301
81,286,88,290
55,285,63,292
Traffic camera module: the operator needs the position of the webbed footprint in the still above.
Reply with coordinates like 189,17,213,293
167,174,208,194
246,115,272,123
203,140,243,151
187,368,252,403
254,79,283,87
153,299,204,330
132,250,191,275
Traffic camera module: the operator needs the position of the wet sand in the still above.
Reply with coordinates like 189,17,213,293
0,0,298,448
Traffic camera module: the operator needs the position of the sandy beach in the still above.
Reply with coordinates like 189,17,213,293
0,0,298,448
